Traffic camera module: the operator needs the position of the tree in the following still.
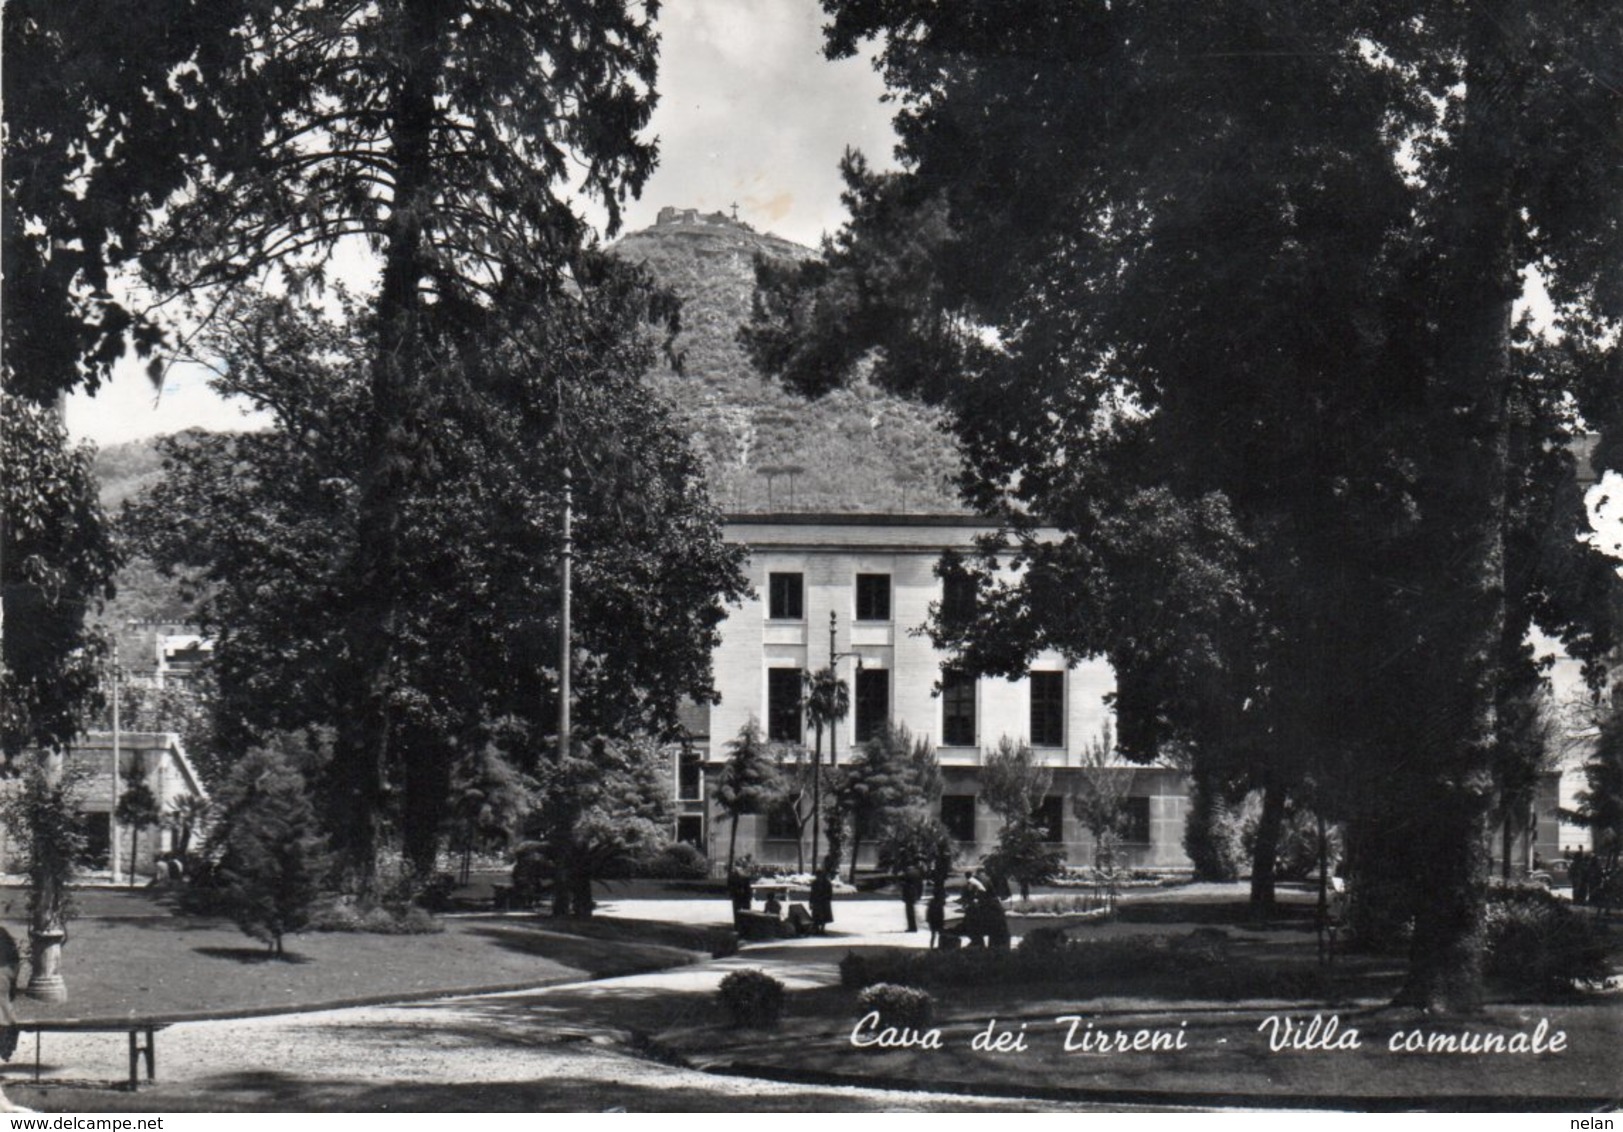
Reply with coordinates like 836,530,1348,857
715,720,780,874
977,736,1061,898
206,737,330,957
875,807,955,887
1069,724,1135,866
771,742,820,874
530,734,672,917
14,1,665,892
0,752,89,1000
447,741,534,885
114,777,161,888
1566,688,1623,907
979,737,1051,831
165,795,211,863
1,396,120,757
126,286,746,877
802,667,849,872
751,0,1623,1012
835,723,940,881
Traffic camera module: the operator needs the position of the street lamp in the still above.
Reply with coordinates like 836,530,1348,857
807,612,862,874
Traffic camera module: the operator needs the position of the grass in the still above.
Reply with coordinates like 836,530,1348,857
657,894,1623,1111
0,887,704,1023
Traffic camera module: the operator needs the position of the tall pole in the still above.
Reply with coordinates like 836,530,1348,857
558,465,572,759
110,637,121,883
828,611,838,772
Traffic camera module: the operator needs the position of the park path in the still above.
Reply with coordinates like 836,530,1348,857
0,895,1066,1112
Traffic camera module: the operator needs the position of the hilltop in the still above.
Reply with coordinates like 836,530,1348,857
611,206,963,514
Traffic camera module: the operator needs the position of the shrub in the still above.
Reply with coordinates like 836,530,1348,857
718,968,785,1028
205,739,330,955
1016,926,1068,955
1485,886,1609,992
839,933,1226,990
307,900,444,935
640,842,711,880
1183,779,1244,881
857,982,935,1028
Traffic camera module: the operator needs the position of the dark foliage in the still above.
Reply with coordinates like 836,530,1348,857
856,982,935,1028
1483,887,1610,993
718,968,786,1028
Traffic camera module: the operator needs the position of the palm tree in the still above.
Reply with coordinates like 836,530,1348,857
803,667,850,873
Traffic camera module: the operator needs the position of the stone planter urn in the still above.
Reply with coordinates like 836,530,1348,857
26,930,67,1002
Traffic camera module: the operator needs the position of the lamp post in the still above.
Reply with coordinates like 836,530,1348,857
807,612,863,875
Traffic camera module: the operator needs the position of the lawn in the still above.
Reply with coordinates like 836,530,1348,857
0,887,705,1023
658,895,1623,1112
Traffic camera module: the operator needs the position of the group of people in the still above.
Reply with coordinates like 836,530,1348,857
726,866,837,935
1565,847,1612,907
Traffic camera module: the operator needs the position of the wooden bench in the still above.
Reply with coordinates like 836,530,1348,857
19,1020,169,1091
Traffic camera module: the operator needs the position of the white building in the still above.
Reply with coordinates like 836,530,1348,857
679,513,1193,873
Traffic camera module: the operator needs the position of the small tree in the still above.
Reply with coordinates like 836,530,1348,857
0,751,88,1000
533,734,672,917
715,720,780,873
1565,687,1623,911
446,743,534,884
772,742,821,873
115,777,161,887
208,740,330,956
980,736,1052,828
165,795,210,862
837,723,940,881
876,806,956,886
1069,723,1136,897
802,667,850,871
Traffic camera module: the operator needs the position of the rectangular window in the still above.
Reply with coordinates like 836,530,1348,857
766,800,801,840
675,814,704,847
941,669,977,747
1029,670,1065,747
942,572,977,625
941,796,977,842
1120,797,1152,844
766,667,803,743
854,668,890,744
855,573,891,621
768,572,804,620
1034,795,1065,843
677,752,703,802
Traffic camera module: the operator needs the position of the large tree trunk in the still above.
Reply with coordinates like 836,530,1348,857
1249,778,1287,908
1396,0,1517,1013
335,0,443,893
727,811,740,873
402,733,453,878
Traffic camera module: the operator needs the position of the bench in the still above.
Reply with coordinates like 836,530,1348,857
18,1021,169,1091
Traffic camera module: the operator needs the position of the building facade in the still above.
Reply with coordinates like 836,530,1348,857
681,514,1193,874
0,732,208,881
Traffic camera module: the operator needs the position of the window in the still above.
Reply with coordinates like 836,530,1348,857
1033,795,1065,843
1029,670,1065,747
855,573,891,621
768,572,804,620
767,668,803,742
766,800,801,840
675,814,704,847
941,669,977,747
854,668,890,744
677,751,703,802
942,571,977,625
1120,797,1151,844
941,796,977,842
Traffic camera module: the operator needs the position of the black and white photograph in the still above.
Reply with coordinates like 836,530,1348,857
3,0,1622,1116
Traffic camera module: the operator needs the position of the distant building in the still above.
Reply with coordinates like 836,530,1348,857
0,732,209,881
679,513,1193,873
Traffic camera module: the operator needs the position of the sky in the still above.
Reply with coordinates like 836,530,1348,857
63,0,898,448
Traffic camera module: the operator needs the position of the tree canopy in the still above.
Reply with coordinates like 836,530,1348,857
746,0,1623,1010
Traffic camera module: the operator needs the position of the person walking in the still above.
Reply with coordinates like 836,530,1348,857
901,865,923,933
926,882,947,948
810,868,835,935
